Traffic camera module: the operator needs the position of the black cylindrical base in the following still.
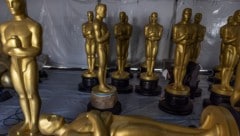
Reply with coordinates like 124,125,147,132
39,70,48,78
87,101,122,115
78,76,98,92
203,91,231,108
111,78,133,94
39,70,48,83
140,66,147,73
135,79,161,96
189,80,202,99
210,91,230,104
190,88,202,99
159,91,193,115
207,76,221,84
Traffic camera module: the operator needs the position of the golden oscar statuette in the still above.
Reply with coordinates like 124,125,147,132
39,106,240,136
123,15,133,76
159,8,195,115
184,13,206,98
204,10,240,107
190,13,206,63
0,0,43,135
208,16,235,83
111,11,133,94
135,12,163,96
88,3,121,114
78,11,98,93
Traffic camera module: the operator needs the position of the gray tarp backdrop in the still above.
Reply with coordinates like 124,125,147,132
0,0,240,69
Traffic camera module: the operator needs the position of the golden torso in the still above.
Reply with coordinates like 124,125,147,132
197,24,205,41
146,24,162,39
115,23,128,37
1,18,36,72
174,23,193,45
222,24,239,55
83,22,95,40
101,24,108,40
94,20,109,44
222,24,238,46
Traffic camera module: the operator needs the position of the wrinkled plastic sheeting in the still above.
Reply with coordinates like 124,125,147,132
0,0,175,68
102,0,176,66
39,0,98,68
1,0,239,69
176,0,240,69
0,0,98,68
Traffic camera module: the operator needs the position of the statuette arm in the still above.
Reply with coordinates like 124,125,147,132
82,25,87,38
93,23,109,43
172,26,186,43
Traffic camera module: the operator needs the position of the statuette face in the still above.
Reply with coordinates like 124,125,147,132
182,8,192,22
6,0,26,15
234,10,240,23
39,114,65,135
95,4,107,19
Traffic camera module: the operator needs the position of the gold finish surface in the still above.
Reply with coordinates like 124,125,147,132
112,12,132,79
82,11,97,78
141,12,163,80
9,122,43,136
92,3,112,93
111,71,129,79
230,11,240,111
0,0,42,135
91,85,116,95
199,106,239,136
39,106,239,136
140,72,159,81
214,10,240,95
170,8,196,92
82,70,97,78
212,84,233,96
217,16,234,73
214,72,221,80
140,61,147,68
190,13,206,62
165,83,190,96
